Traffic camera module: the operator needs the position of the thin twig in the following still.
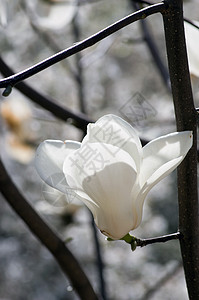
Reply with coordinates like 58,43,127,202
72,10,86,113
184,18,199,30
90,214,107,300
139,262,182,300
0,159,99,300
0,58,151,146
133,0,154,5
131,0,170,90
0,56,91,130
21,0,78,80
136,232,181,247
72,9,107,299
0,2,166,90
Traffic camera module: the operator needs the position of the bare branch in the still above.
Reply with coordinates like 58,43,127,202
72,10,86,114
131,0,170,90
0,58,152,146
184,18,199,30
0,57,91,131
0,2,166,90
136,232,181,247
0,159,99,300
139,262,182,300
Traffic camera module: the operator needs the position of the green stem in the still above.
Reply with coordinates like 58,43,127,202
113,232,181,251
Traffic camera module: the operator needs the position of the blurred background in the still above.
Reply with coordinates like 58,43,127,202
0,0,199,299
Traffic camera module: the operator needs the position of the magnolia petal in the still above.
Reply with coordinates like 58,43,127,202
39,5,76,30
82,162,137,240
184,21,199,77
82,114,142,172
140,131,193,187
63,142,137,189
27,2,76,31
133,131,193,227
63,142,138,239
0,0,8,27
134,156,184,227
35,139,81,193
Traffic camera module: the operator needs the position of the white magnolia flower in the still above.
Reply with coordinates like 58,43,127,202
26,1,76,31
35,115,193,240
184,20,199,77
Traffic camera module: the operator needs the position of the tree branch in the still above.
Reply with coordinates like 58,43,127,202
72,10,86,114
139,262,181,300
131,0,170,90
71,11,107,299
0,56,91,131
184,18,199,30
0,57,151,147
162,1,199,298
136,232,181,247
0,159,99,300
0,2,166,90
